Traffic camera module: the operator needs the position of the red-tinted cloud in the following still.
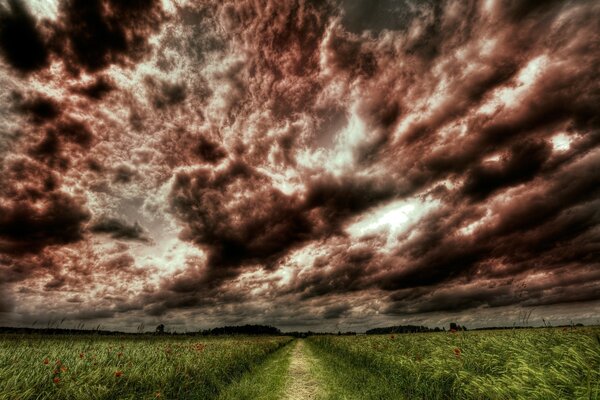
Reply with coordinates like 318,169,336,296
0,0,599,330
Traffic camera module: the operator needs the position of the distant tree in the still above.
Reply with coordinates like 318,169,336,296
449,322,458,331
156,324,165,334
201,324,281,336
365,325,434,335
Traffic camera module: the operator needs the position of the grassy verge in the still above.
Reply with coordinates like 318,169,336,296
217,339,295,400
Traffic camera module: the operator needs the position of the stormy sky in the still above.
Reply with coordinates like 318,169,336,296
0,0,599,332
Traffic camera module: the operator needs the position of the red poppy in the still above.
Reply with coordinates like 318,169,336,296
117,352,123,357
60,366,68,372
53,369,60,375
53,377,60,384
79,353,84,359
453,347,462,357
115,371,123,377
390,335,395,339
43,358,49,365
193,343,206,352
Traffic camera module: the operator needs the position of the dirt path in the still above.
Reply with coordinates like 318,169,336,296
283,340,321,400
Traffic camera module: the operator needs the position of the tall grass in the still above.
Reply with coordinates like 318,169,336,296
307,328,600,400
0,334,292,400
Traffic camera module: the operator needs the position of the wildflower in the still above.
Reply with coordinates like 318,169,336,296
390,335,395,339
53,377,60,384
115,371,123,377
453,347,462,358
193,343,206,352
79,353,84,359
155,392,161,398
117,352,123,357
43,358,49,365
60,366,68,372
53,369,60,375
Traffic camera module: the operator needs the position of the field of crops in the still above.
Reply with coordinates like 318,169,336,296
1,328,599,399
0,334,292,400
307,328,600,399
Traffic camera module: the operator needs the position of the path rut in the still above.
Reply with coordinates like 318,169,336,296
283,340,321,400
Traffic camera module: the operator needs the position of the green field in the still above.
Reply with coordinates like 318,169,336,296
0,335,292,400
1,328,599,399
307,328,600,399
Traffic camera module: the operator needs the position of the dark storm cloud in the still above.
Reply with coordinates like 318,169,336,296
1,0,599,328
0,0,166,76
462,139,552,201
169,161,312,279
0,0,49,73
194,137,227,164
52,120,94,148
71,76,116,101
90,217,151,243
322,302,352,319
384,263,600,315
0,191,90,256
28,119,94,170
15,94,61,124
169,160,396,285
53,0,166,74
137,0,600,321
375,150,600,311
146,78,188,109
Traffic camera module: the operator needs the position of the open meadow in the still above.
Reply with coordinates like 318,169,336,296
1,328,599,399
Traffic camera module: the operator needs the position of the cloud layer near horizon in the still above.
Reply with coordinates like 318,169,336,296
0,0,599,331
